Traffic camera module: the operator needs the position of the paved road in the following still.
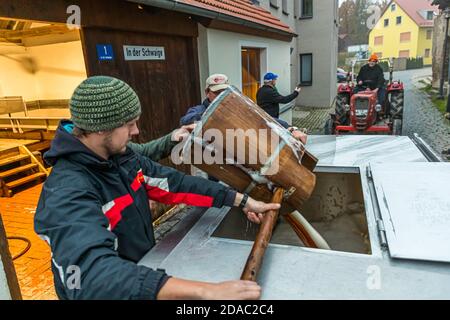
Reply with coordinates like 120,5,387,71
395,68,450,155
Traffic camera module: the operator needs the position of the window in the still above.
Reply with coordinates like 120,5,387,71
270,0,278,9
396,16,402,25
427,29,433,40
374,36,383,46
384,19,389,27
399,50,410,58
300,0,313,18
300,54,313,86
425,49,431,58
282,0,288,15
400,32,411,42
427,11,434,20
391,3,396,11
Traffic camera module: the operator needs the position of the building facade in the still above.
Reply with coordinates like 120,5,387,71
259,0,339,108
369,0,438,66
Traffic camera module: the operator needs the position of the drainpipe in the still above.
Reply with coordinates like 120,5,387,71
439,8,450,99
127,0,296,38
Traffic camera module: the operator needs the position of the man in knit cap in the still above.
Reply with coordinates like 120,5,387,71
35,76,280,300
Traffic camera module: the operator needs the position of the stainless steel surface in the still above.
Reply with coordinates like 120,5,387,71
139,135,450,299
412,133,444,162
371,162,450,263
212,171,371,255
306,135,427,166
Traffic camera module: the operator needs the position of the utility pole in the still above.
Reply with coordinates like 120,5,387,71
439,8,450,98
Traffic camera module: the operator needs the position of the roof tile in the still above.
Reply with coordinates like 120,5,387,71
394,0,439,27
179,0,294,34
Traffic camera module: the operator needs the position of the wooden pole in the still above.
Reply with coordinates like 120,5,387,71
241,188,284,282
0,214,22,300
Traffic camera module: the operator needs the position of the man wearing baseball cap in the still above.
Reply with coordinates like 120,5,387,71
180,74,230,125
256,72,302,119
34,76,280,300
180,73,307,144
356,53,386,106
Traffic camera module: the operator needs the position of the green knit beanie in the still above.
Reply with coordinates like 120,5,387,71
70,76,142,132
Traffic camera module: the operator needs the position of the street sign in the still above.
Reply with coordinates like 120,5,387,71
123,45,165,61
96,44,114,61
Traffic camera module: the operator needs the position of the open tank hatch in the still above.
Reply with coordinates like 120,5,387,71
213,168,371,255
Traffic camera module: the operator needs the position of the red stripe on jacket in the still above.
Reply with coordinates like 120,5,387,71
103,194,133,230
146,187,214,207
130,170,145,192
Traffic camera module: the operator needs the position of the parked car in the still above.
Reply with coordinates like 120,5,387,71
337,68,350,83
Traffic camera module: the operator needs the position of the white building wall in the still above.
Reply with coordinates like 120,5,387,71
259,0,339,108
0,40,86,101
258,0,298,92
197,27,292,100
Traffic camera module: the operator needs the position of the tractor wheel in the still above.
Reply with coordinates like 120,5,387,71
335,93,350,125
393,119,403,136
390,91,404,119
324,118,335,135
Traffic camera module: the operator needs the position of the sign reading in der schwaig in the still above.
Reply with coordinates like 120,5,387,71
123,45,165,61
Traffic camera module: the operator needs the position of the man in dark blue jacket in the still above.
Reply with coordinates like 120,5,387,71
34,76,280,300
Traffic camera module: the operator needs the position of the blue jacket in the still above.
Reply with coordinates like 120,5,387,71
180,99,290,128
34,121,236,300
180,99,210,126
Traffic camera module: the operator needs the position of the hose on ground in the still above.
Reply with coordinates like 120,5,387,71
7,236,32,260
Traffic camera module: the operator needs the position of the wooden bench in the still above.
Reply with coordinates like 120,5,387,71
0,98,70,132
0,96,28,132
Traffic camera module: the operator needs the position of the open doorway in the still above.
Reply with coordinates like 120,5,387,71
0,17,87,300
241,47,262,102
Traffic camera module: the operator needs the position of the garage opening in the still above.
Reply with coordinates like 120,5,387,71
213,169,372,255
0,18,87,300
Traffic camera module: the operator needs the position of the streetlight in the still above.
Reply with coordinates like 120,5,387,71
439,7,450,99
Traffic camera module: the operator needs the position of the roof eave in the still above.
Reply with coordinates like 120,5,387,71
126,0,297,39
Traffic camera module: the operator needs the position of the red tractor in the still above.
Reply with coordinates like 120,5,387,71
325,59,404,135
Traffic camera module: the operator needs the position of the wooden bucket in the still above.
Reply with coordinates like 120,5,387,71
184,87,317,210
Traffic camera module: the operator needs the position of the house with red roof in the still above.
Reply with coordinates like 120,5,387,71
129,0,339,109
369,0,439,65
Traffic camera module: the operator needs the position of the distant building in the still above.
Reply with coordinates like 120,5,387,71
369,0,438,66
